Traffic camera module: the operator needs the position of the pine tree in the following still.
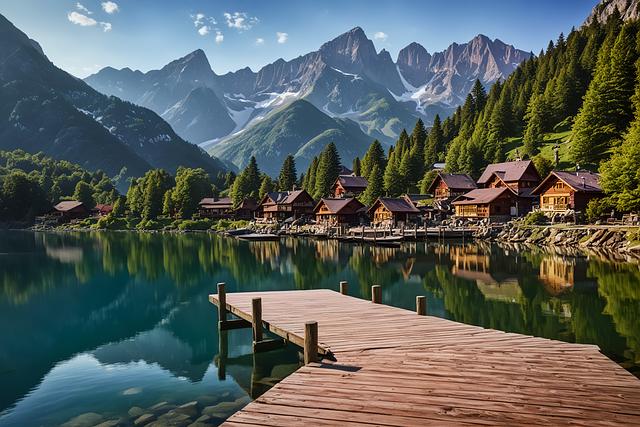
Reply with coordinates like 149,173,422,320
383,151,404,196
304,156,319,193
471,79,487,112
231,157,261,206
361,140,386,180
278,155,297,191
73,181,95,209
352,157,362,176
425,114,444,166
571,21,636,166
523,94,548,156
314,142,341,199
399,148,418,193
259,175,275,199
360,164,383,206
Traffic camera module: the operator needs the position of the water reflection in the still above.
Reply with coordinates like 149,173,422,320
0,231,638,425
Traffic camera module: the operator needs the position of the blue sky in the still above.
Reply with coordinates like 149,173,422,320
1,0,596,78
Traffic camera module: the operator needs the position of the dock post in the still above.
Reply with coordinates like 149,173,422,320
217,329,228,380
304,321,319,365
339,281,348,295
371,285,382,304
416,296,427,315
217,282,227,325
252,297,263,343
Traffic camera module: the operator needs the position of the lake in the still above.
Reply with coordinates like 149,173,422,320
0,230,638,426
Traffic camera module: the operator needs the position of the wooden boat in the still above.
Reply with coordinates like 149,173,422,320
237,233,280,241
226,228,253,236
361,235,404,247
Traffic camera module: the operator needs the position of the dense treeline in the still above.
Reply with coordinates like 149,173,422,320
0,150,118,221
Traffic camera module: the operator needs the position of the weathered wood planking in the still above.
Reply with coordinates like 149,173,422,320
209,289,640,426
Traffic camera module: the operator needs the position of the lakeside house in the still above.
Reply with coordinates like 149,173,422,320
257,189,315,221
368,197,420,227
427,173,477,201
476,159,542,215
314,197,366,226
332,175,368,198
53,201,88,221
93,204,113,217
452,187,520,221
532,171,603,212
198,197,233,218
233,198,258,220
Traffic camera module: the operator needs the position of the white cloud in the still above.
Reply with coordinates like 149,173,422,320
255,37,265,46
101,1,119,14
100,22,112,32
223,12,258,31
276,32,288,44
374,31,388,42
68,11,97,27
198,26,210,36
215,31,224,44
76,3,92,14
193,13,206,27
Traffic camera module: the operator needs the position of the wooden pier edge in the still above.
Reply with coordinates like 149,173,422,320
209,288,640,426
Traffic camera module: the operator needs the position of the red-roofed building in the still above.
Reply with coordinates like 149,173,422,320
198,197,233,218
368,197,420,226
426,173,477,201
532,171,603,212
452,187,520,221
53,201,88,221
314,197,366,226
257,190,315,221
93,204,113,217
332,175,368,198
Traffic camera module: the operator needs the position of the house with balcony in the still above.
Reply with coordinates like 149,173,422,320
332,175,368,198
426,173,477,201
531,171,602,212
452,187,520,221
314,197,366,226
476,160,542,215
257,190,315,221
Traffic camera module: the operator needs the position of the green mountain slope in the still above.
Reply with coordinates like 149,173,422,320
209,100,372,175
0,13,226,180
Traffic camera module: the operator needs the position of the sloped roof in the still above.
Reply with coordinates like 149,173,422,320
199,197,232,207
336,175,368,189
339,165,353,175
283,189,313,204
368,197,420,214
235,198,258,210
265,192,289,204
314,197,365,214
477,160,539,184
428,173,477,193
452,187,514,205
532,171,602,195
54,201,84,212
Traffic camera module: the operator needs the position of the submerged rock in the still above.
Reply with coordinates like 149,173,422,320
134,413,156,426
61,412,104,427
174,401,199,418
128,407,145,418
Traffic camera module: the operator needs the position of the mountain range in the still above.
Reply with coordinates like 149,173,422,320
86,27,531,174
0,13,227,189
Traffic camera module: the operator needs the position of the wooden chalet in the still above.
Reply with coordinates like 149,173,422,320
233,198,258,220
427,173,477,201
532,171,603,212
93,203,113,217
332,175,368,198
53,201,88,221
368,197,420,227
314,198,366,226
476,160,541,215
452,187,519,221
258,190,315,221
198,197,233,218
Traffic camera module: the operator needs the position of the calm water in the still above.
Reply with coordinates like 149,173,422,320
0,230,638,426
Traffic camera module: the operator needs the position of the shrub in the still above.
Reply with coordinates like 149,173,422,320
585,197,615,223
523,211,547,225
177,219,213,231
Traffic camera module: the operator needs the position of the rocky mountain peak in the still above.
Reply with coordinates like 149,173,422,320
584,0,640,25
319,26,377,69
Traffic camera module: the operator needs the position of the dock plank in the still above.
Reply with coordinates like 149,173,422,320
210,289,640,426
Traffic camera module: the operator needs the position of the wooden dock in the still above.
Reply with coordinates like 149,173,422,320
209,288,640,426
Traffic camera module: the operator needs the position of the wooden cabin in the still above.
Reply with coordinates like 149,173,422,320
314,198,366,226
258,190,315,221
93,204,113,217
452,187,519,221
332,175,368,198
426,173,477,201
531,171,603,212
233,198,258,220
198,197,233,218
53,201,88,222
367,197,420,227
476,160,541,214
